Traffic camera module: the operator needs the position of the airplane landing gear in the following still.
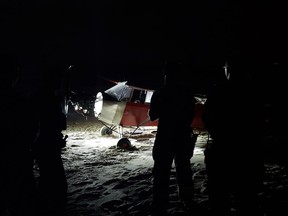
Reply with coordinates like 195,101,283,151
99,125,132,150
100,126,113,136
117,137,132,149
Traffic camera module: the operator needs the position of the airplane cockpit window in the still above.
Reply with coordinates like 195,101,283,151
131,89,147,103
103,81,154,103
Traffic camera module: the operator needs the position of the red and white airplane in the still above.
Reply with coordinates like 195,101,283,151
93,80,207,149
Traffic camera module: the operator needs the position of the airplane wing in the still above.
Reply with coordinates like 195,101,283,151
104,81,133,101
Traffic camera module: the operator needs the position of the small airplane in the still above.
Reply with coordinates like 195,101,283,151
92,79,207,149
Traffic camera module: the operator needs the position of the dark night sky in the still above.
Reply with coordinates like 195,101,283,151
3,0,287,94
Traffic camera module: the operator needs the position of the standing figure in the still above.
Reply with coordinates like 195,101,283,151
202,64,264,216
32,70,68,216
1,57,39,216
148,61,197,215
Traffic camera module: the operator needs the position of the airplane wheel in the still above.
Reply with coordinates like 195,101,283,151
100,126,113,136
117,138,132,149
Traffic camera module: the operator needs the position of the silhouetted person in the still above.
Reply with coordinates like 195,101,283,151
148,61,197,215
1,57,38,216
202,64,264,216
32,70,68,216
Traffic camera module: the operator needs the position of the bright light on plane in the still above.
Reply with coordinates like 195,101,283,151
94,92,103,117
74,104,81,110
